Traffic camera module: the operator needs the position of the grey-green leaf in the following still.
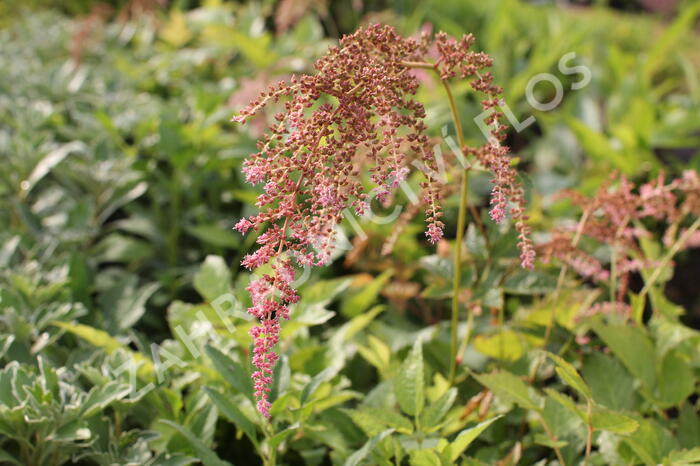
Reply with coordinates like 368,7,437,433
159,420,233,466
204,387,258,447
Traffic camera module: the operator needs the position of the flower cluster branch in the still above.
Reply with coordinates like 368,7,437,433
232,24,534,416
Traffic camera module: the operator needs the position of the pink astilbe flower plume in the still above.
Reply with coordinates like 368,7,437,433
231,24,534,417
539,169,700,312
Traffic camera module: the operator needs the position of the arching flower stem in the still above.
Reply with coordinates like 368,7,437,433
402,59,472,385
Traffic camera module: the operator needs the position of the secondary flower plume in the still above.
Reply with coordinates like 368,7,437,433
232,24,533,417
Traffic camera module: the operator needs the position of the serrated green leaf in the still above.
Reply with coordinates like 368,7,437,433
591,322,656,391
623,419,678,465
472,371,542,411
420,387,457,432
545,389,583,419
395,339,424,417
582,353,636,411
658,351,694,407
449,416,502,461
591,406,638,434
545,352,592,400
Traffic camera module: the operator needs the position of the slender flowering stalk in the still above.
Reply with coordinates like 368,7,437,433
231,24,534,417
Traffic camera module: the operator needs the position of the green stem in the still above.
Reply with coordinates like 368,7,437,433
609,215,629,303
441,77,471,386
168,168,182,267
456,305,475,367
400,61,472,385
584,399,593,466
263,423,277,466
639,215,700,300
530,210,590,383
537,412,568,466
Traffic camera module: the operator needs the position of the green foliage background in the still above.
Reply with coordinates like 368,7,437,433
0,0,699,464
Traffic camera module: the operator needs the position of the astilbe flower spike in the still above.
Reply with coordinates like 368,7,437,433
231,24,534,417
539,170,700,314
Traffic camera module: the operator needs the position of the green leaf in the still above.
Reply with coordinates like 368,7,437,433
658,351,694,407
361,408,413,435
341,270,393,318
420,388,457,432
473,330,525,362
93,233,153,263
472,371,542,411
545,352,592,400
544,389,583,419
650,316,700,360
52,420,91,442
623,419,678,465
269,422,300,450
408,449,443,466
533,433,568,449
543,396,583,439
679,404,700,449
194,256,232,303
99,276,158,331
301,366,336,405
643,2,700,79
159,420,233,466
582,353,636,411
503,270,558,295
204,345,252,401
591,321,656,391
0,236,20,268
590,406,638,434
80,381,131,417
51,322,153,373
204,388,258,447
449,416,503,461
346,408,392,438
663,448,700,466
0,335,15,360
567,117,636,174
330,305,385,346
395,339,424,417
25,141,84,194
0,448,22,466
186,224,240,249
344,429,394,466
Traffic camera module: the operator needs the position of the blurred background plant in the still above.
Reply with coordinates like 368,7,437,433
0,0,698,464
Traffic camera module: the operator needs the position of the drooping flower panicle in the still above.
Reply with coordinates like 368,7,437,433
231,24,535,416
539,170,700,311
